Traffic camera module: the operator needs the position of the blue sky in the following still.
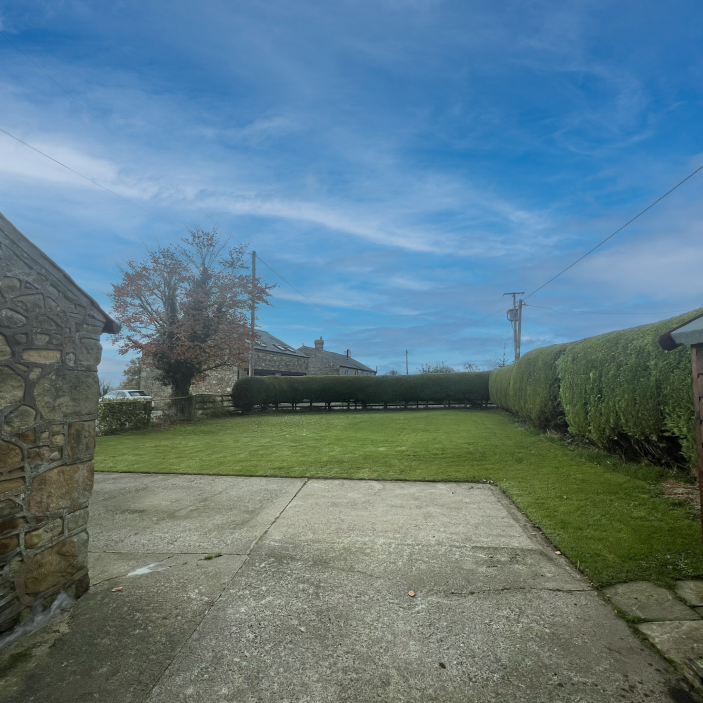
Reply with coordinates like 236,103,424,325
1,0,703,381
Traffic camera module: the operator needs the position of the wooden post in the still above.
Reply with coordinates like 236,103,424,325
693,344,703,547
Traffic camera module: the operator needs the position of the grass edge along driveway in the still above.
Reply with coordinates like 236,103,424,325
95,409,703,589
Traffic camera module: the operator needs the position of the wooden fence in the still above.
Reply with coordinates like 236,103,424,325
149,394,489,420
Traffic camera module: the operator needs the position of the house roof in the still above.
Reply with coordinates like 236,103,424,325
299,345,375,372
254,330,309,358
659,311,703,350
0,211,120,334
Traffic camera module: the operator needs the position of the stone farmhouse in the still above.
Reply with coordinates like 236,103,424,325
142,332,376,397
143,330,310,397
299,337,376,376
191,330,309,393
0,212,119,633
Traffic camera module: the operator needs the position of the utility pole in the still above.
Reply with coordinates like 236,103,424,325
517,298,524,360
249,251,256,378
503,292,524,362
406,350,409,375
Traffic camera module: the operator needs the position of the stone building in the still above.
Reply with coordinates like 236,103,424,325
0,212,119,633
142,330,310,397
299,337,376,376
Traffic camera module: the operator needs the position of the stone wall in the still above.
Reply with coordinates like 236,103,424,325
0,216,113,633
146,350,310,397
302,350,340,376
191,365,240,395
252,350,309,376
139,367,172,399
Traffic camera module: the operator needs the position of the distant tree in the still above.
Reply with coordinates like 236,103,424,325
99,377,113,397
109,226,274,397
488,344,510,370
417,361,456,374
120,358,141,389
462,362,481,372
385,369,401,375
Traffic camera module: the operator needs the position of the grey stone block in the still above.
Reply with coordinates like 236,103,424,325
603,581,700,621
639,620,703,666
676,580,703,607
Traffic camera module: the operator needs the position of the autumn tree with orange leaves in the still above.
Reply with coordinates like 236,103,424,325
109,227,273,397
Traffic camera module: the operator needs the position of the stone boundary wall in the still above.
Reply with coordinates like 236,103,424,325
0,219,112,633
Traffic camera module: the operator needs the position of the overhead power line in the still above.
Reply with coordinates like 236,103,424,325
0,127,188,232
5,23,701,355
401,305,507,351
255,255,363,339
524,162,703,301
0,30,230,237
525,303,691,315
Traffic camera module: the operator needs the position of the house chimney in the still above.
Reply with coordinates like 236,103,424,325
346,349,350,359
314,336,324,350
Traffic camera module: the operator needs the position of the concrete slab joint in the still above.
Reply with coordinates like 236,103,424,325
0,212,118,634
0,475,698,702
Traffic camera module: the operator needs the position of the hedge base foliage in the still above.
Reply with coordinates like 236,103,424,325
489,344,569,430
232,372,491,413
489,309,703,470
98,399,152,435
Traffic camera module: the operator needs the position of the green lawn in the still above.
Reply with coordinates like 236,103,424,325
95,409,703,588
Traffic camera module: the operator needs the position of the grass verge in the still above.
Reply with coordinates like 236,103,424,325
95,409,703,588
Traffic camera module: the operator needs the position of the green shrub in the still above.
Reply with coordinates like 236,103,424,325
488,364,515,412
557,309,702,468
230,377,269,414
510,344,569,430
97,399,152,435
232,372,491,411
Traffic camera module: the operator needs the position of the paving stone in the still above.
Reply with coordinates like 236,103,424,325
638,621,703,695
603,581,700,621
676,580,703,607
637,620,703,665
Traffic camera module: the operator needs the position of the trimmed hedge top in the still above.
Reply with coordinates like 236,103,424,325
490,308,703,469
232,371,491,413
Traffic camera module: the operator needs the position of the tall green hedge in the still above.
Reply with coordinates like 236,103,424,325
488,363,515,413
232,372,491,413
557,310,701,467
489,309,702,469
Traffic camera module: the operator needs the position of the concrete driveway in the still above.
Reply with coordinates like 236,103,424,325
0,474,694,702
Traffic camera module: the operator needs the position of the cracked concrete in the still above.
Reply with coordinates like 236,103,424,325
0,475,695,702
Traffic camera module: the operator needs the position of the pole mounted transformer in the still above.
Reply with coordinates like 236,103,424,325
503,292,525,362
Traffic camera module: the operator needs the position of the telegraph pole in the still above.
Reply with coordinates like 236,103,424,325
517,298,524,360
406,350,409,375
503,292,524,362
249,251,256,377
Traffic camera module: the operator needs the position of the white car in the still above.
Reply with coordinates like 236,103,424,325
100,389,152,402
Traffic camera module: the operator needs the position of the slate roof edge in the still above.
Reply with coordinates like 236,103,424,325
299,345,375,372
254,329,309,357
255,347,309,358
0,211,121,335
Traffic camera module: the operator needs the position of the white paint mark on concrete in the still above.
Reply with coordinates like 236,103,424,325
127,563,171,577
